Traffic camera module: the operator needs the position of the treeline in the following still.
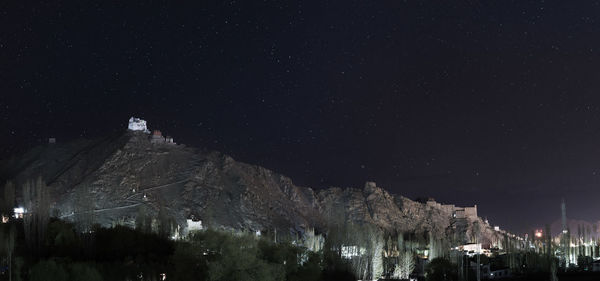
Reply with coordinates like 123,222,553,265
0,218,363,281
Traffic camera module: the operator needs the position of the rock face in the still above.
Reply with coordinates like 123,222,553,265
1,131,497,241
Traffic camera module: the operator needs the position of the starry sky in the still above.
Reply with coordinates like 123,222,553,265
2,1,600,233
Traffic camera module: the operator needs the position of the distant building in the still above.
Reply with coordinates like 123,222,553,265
128,117,150,133
481,265,511,279
151,130,165,144
464,206,478,220
456,243,493,257
453,206,478,220
13,207,24,219
426,198,477,221
186,215,203,232
187,219,203,231
165,136,175,144
48,137,56,144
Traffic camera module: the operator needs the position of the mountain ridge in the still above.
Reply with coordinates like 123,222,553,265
1,131,508,245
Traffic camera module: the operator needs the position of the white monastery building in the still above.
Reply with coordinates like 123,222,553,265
128,117,150,133
127,117,175,144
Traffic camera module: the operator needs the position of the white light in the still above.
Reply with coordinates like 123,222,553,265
14,207,24,214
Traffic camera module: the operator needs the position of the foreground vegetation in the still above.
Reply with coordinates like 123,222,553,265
0,219,360,281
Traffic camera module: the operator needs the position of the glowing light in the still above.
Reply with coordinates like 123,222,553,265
13,207,25,219
534,230,542,238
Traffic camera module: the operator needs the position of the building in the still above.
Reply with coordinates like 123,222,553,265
151,130,165,144
487,267,511,279
165,136,175,144
187,219,203,232
13,207,24,219
48,137,56,144
128,117,150,133
464,206,478,219
454,206,478,220
186,214,203,233
456,243,482,256
426,198,455,214
426,198,478,221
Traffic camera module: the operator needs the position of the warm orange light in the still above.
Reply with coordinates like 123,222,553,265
534,230,542,238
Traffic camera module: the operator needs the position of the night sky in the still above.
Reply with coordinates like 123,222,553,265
2,1,600,233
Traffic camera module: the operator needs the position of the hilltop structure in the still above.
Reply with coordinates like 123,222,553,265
151,130,165,144
426,198,478,221
128,117,150,133
128,117,175,144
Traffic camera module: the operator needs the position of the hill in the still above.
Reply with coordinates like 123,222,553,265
1,131,508,246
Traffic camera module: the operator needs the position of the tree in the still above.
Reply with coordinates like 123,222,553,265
1,181,15,219
157,199,176,238
429,231,443,260
22,177,50,255
172,241,207,280
204,231,285,281
343,223,373,280
394,250,415,279
289,251,321,281
68,263,103,281
135,205,152,234
6,225,16,281
577,254,592,271
371,229,384,280
73,184,95,233
550,258,558,281
425,257,457,281
473,221,481,281
29,260,68,281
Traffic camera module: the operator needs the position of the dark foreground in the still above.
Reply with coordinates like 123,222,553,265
502,272,600,281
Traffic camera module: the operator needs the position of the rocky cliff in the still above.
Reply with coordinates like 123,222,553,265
1,131,500,243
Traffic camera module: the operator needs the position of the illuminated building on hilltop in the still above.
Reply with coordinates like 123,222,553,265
128,117,150,133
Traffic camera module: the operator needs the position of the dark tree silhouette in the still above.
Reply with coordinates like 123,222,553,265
22,176,50,256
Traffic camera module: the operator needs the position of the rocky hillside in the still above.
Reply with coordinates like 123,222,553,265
1,131,502,243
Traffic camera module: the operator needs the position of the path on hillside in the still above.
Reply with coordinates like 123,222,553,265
59,203,143,219
124,178,190,200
